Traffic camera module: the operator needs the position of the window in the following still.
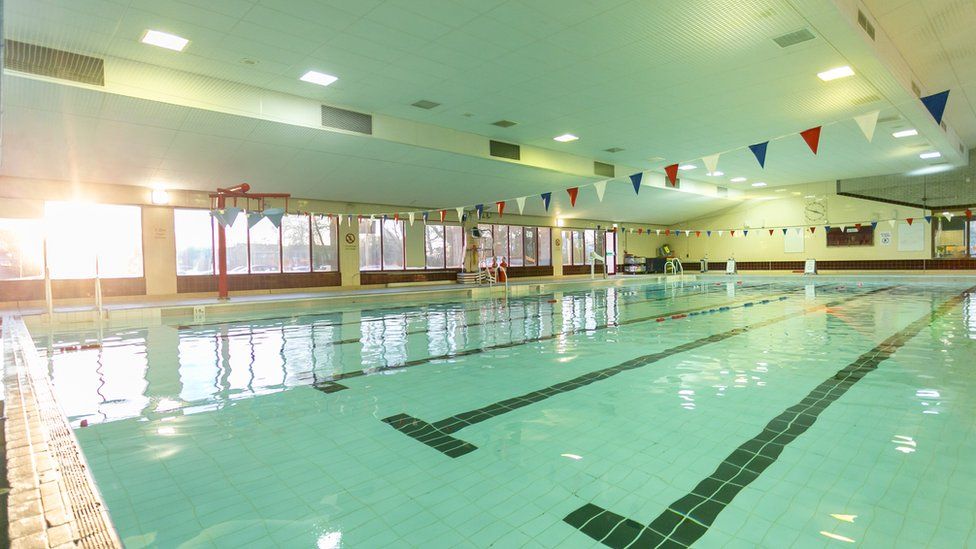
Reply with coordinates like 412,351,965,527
572,230,584,265
445,225,464,268
509,226,523,267
561,230,572,265
224,213,249,274
311,215,338,271
425,224,465,269
493,225,509,263
281,214,311,273
562,229,603,265
425,225,445,269
174,209,214,275
524,227,537,266
473,224,550,268
382,219,405,270
539,228,551,266
44,202,143,279
935,217,967,258
359,218,405,270
584,230,595,264
248,219,281,273
0,218,43,280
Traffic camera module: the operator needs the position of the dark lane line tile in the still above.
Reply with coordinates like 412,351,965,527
563,286,974,548
382,287,892,457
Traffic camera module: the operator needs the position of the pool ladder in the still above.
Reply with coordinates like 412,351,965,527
664,258,683,276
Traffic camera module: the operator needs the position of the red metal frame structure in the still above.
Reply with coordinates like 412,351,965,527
209,184,290,299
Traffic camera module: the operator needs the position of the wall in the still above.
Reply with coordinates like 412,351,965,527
668,182,932,264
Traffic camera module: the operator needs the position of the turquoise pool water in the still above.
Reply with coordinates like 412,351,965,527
35,279,976,547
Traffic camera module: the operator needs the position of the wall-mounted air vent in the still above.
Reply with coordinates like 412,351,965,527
773,28,815,48
3,40,105,86
321,104,372,134
716,187,728,197
857,10,876,40
489,140,520,160
593,161,615,177
411,99,440,110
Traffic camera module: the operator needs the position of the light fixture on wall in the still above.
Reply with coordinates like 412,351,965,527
150,189,170,205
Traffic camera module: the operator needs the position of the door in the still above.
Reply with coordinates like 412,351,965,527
606,231,617,275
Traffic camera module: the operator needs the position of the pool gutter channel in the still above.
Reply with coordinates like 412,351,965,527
2,315,122,548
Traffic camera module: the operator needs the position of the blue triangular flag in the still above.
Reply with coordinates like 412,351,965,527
422,211,429,223
630,172,643,195
382,214,388,221
870,221,878,229
476,204,484,219
541,192,551,211
263,207,285,229
706,230,712,237
924,215,932,223
920,90,950,124
825,225,831,233
782,228,787,235
743,230,748,237
247,211,264,229
749,141,769,168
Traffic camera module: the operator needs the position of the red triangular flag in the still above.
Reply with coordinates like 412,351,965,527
439,210,446,222
665,229,670,236
393,213,399,222
496,201,505,217
855,223,862,229
810,227,816,233
800,126,822,154
637,228,643,235
769,229,774,235
906,218,913,225
664,164,679,186
567,187,579,207
695,231,701,237
966,209,972,220
730,230,735,237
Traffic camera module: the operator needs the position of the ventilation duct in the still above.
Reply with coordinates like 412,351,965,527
321,104,372,135
489,140,520,160
593,161,615,177
3,40,105,86
772,28,815,48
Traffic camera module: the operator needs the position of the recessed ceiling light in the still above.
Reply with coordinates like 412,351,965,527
300,70,338,87
817,66,855,81
804,195,816,199
141,30,189,52
892,129,918,138
919,151,941,159
730,177,747,182
553,134,578,142
751,182,767,187
678,164,696,171
706,171,724,177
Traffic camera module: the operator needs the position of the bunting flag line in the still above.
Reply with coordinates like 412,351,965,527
439,210,446,223
730,230,735,237
906,218,914,226
630,173,643,195
800,126,822,154
695,231,701,237
664,164,679,186
496,201,505,217
408,212,415,226
749,141,769,168
422,211,429,223
855,223,861,229
567,187,579,207
393,213,399,222
769,229,774,236
638,228,643,235
854,111,879,142
718,230,724,237
825,226,831,233
707,231,712,237
455,207,464,222
809,227,816,234
516,196,526,215
246,211,263,229
870,221,878,229
594,180,607,202
920,90,950,124
541,192,552,212
967,209,973,221
782,228,787,235
655,229,661,236
475,204,484,219
743,230,748,236
665,229,671,236
924,215,932,223
702,153,720,174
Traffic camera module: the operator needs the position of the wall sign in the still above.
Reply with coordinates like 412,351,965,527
344,233,355,244
879,231,892,246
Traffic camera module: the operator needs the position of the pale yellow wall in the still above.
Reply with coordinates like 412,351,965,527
669,184,932,262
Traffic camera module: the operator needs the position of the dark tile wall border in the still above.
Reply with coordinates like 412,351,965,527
176,272,341,293
681,259,976,272
0,278,147,301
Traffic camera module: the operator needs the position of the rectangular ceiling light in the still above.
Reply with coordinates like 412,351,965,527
892,129,918,138
678,164,696,170
730,177,746,182
553,133,578,142
919,151,941,159
817,66,855,81
141,30,189,52
300,70,338,87
751,182,767,187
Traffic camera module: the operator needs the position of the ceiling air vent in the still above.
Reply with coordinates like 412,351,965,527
857,10,876,40
321,104,372,135
772,28,815,48
3,40,105,86
491,120,517,128
604,147,624,153
716,186,728,197
594,161,615,177
489,140,520,160
411,99,440,110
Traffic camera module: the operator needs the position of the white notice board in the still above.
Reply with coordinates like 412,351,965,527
897,222,924,252
784,229,804,253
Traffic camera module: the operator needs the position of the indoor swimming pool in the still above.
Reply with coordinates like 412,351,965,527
33,279,976,548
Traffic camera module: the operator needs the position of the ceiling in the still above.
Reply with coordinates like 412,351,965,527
863,0,976,147
0,0,968,222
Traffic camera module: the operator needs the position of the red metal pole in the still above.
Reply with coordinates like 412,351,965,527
217,194,229,300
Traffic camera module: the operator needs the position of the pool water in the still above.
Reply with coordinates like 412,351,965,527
35,279,976,548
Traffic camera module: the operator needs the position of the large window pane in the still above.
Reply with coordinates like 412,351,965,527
935,217,966,258
493,225,509,264
572,230,584,265
970,221,976,257
524,227,537,267
174,209,214,275
45,202,143,279
249,219,281,273
445,225,464,268
584,229,595,265
539,228,551,266
425,225,445,269
561,230,572,265
359,219,382,270
312,215,337,271
509,226,523,266
224,213,249,274
282,214,310,273
382,219,405,269
0,218,44,280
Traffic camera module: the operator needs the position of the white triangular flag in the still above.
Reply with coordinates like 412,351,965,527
718,230,724,237
408,212,415,226
702,153,720,174
685,230,690,237
794,228,801,235
516,196,526,215
888,219,896,227
456,207,465,222
655,229,661,236
594,180,607,202
854,111,880,142
945,212,954,221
